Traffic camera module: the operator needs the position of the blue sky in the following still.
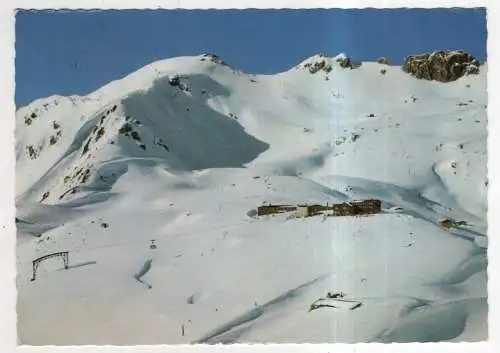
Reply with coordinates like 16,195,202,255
15,8,487,107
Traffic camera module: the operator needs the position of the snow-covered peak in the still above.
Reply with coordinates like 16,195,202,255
198,52,232,67
293,53,360,73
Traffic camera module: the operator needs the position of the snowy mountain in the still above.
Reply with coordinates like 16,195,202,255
15,52,488,344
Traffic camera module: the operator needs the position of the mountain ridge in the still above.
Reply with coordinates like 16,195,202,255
17,49,484,113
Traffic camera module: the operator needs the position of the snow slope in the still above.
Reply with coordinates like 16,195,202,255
15,53,487,344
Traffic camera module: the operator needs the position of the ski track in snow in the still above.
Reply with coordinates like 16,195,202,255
192,274,329,344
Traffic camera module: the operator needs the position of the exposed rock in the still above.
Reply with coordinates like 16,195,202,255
82,137,92,156
337,54,363,70
168,75,190,91
298,54,362,74
402,50,480,82
200,53,231,67
439,218,468,229
303,56,331,74
118,123,133,134
24,112,40,125
336,56,352,69
377,57,390,65
41,191,50,202
168,75,181,87
80,168,91,183
130,131,141,142
95,127,105,141
154,136,169,152
26,145,39,159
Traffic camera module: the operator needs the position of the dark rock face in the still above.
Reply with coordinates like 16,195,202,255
200,53,231,67
336,56,352,69
336,55,362,70
402,50,480,82
304,57,332,74
168,75,181,87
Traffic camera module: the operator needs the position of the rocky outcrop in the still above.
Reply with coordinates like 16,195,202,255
377,57,390,65
336,56,353,69
200,53,231,67
337,55,362,70
402,50,480,82
297,54,361,74
305,57,332,74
